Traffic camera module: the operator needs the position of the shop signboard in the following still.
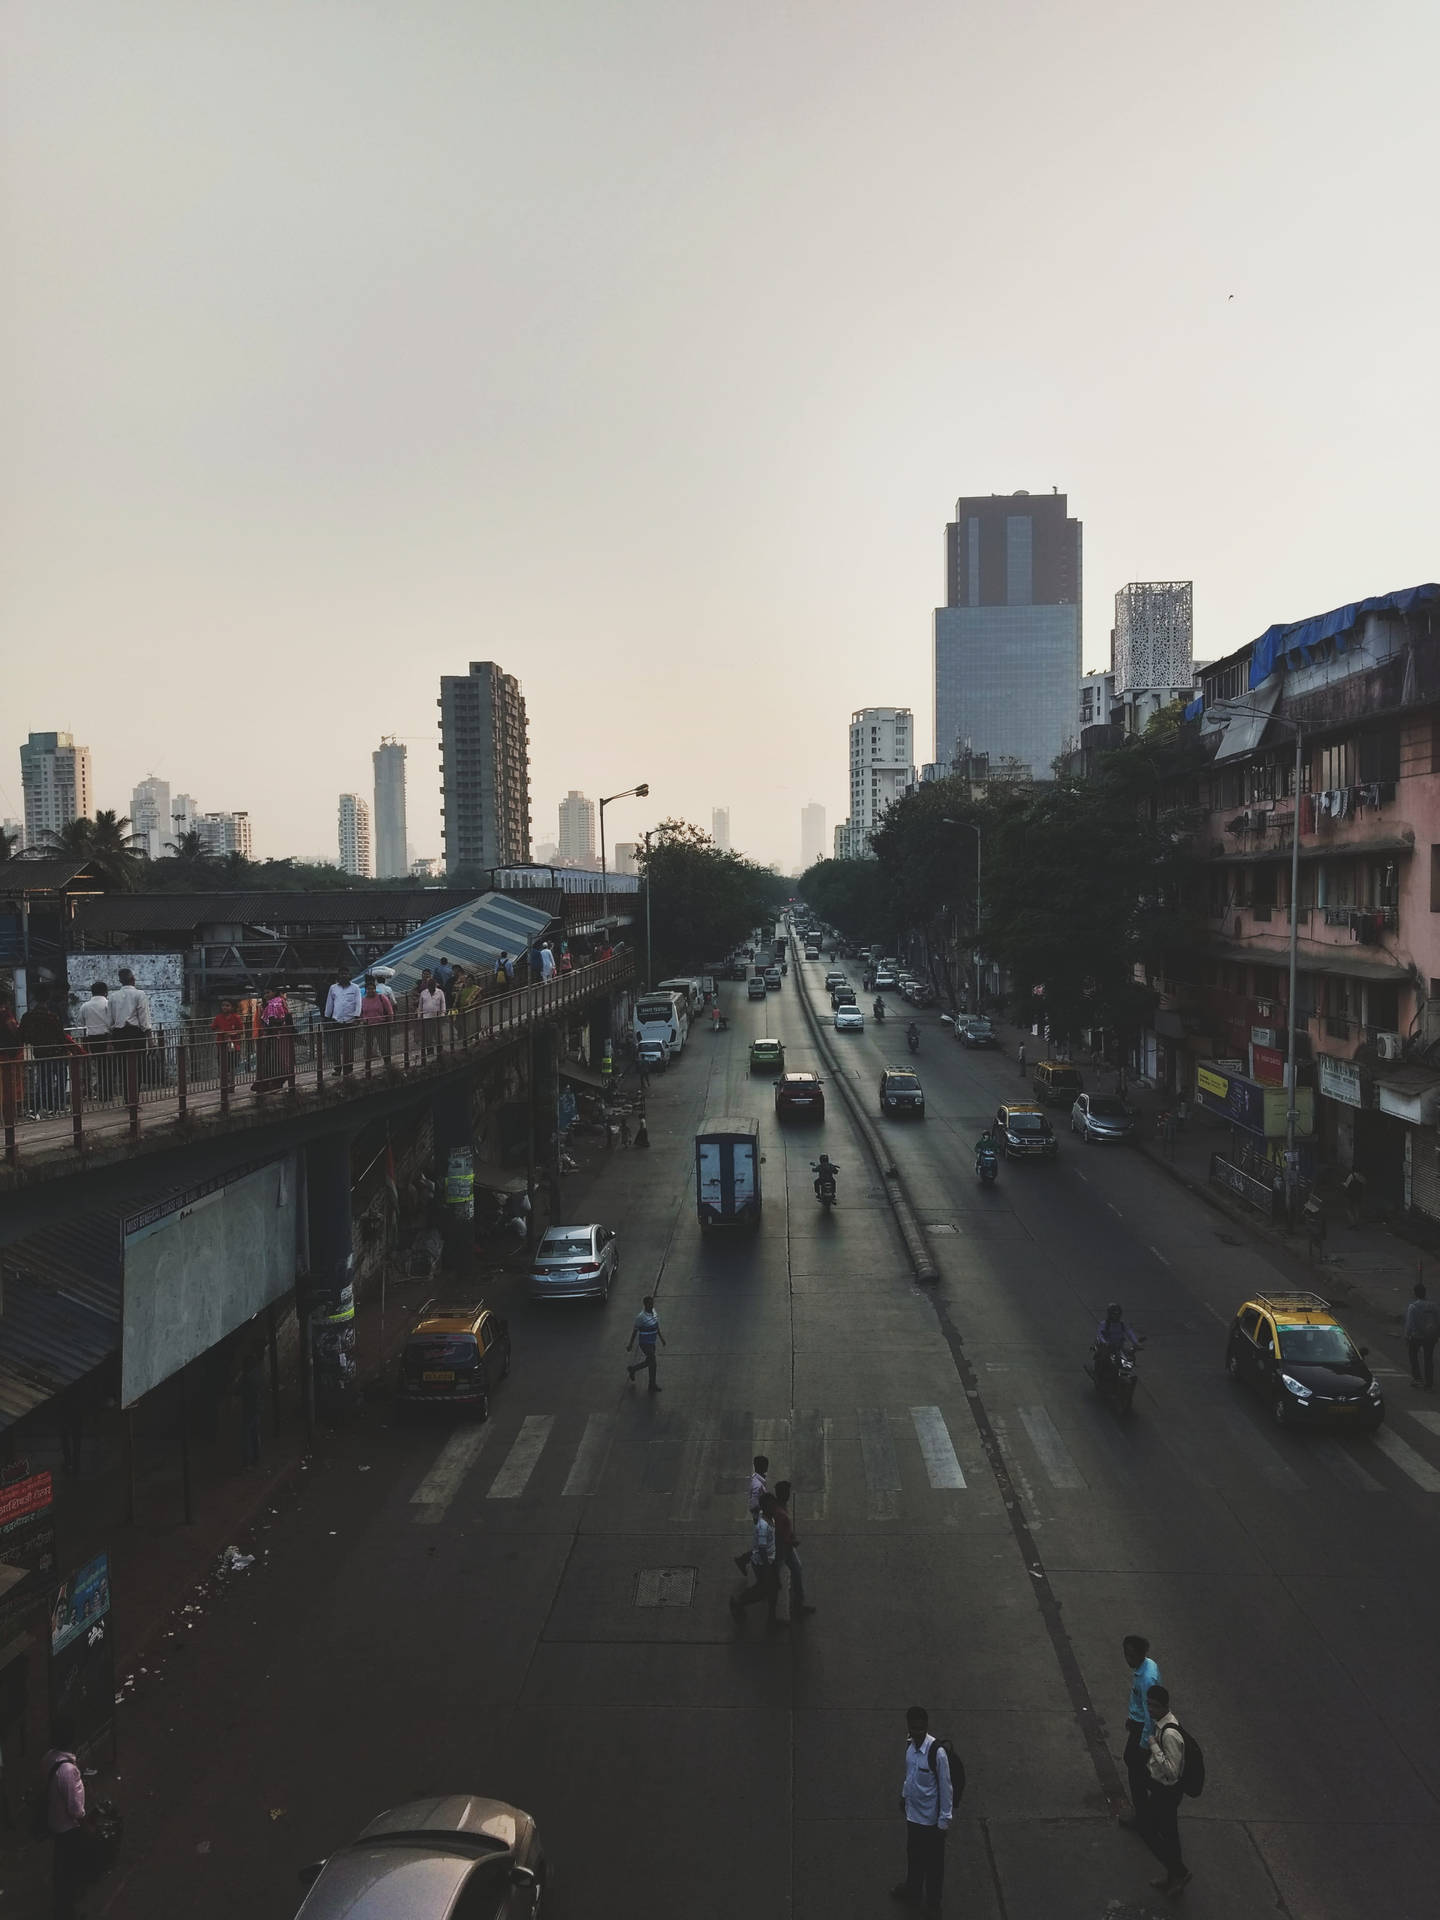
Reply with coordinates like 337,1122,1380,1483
49,1553,115,1761
1252,1044,1285,1086
0,1464,56,1608
1197,1063,1314,1138
1319,1056,1364,1108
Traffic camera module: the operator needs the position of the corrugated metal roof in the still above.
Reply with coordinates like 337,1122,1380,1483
360,891,555,991
1,858,106,895
72,888,478,932
0,1213,123,1429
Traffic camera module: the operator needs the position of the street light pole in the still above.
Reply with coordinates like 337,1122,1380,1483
1284,722,1304,1222
598,782,650,946
642,828,654,987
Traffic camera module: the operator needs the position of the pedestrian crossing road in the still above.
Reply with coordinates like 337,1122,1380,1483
404,1393,1440,1526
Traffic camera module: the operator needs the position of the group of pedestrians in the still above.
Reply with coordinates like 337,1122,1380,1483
1117,1632,1199,1896
0,973,152,1115
728,1453,815,1631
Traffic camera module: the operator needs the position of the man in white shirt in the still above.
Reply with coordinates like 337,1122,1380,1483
108,968,152,1060
893,1706,953,1914
41,1715,90,1918
729,1493,784,1631
323,968,363,1074
538,942,557,982
76,980,114,1097
734,1454,769,1576
1142,1684,1191,1894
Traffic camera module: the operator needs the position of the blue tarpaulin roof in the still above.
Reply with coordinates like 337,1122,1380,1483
1247,584,1440,689
356,890,555,992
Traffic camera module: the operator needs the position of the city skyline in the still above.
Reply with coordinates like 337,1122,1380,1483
5,5,1437,871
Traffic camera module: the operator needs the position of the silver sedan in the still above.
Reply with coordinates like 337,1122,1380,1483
528,1223,620,1303
294,1794,547,1919
1070,1093,1137,1143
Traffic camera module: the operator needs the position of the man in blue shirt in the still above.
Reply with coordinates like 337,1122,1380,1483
1119,1634,1162,1827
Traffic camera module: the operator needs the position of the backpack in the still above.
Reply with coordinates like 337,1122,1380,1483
30,1755,72,1841
1171,1722,1206,1799
926,1736,967,1805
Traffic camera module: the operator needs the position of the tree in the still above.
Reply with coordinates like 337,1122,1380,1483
638,820,787,980
795,857,897,947
35,810,145,890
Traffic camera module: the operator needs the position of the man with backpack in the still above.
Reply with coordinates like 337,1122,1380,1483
1143,1683,1194,1895
891,1706,955,1914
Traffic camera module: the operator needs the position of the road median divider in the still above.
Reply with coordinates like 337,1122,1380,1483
789,937,940,1283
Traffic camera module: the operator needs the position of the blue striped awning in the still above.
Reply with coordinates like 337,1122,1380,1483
356,890,555,992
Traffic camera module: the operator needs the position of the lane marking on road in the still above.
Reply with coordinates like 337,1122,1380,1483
791,1411,832,1522
1407,1409,1440,1436
858,1408,902,1518
1310,1437,1384,1493
562,1413,617,1497
1216,1408,1307,1491
1106,1202,1123,1219
1368,1424,1440,1492
1072,1171,1090,1185
1202,1303,1228,1325
1149,1247,1172,1269
1018,1406,1086,1490
754,1415,792,1465
487,1414,554,1498
669,1414,720,1522
410,1427,492,1523
910,1406,967,1488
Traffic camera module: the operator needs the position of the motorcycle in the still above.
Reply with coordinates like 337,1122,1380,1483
1085,1340,1141,1416
873,999,886,1023
811,1160,838,1208
975,1146,998,1187
906,1027,920,1054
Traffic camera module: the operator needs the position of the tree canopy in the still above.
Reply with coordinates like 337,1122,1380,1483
637,820,788,980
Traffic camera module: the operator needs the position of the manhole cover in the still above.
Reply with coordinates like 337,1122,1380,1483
633,1567,697,1608
925,1223,959,1236
1215,1232,1244,1247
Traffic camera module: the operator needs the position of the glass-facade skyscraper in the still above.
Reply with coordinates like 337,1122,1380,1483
932,491,1082,779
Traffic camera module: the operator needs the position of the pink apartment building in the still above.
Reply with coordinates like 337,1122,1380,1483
1147,583,1440,1220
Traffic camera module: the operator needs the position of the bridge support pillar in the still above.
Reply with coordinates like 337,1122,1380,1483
432,1080,476,1282
305,1132,357,1422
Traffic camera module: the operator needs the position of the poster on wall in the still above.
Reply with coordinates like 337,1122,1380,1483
66,952,185,1032
49,1553,115,1761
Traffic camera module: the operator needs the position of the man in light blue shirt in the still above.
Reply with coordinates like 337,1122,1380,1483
1120,1634,1162,1827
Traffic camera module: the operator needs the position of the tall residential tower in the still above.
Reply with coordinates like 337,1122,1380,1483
130,775,172,860
558,790,596,866
20,731,92,844
372,739,408,878
438,661,531,875
845,708,914,857
338,794,373,877
800,802,826,871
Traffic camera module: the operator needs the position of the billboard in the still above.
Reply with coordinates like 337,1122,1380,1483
121,1155,298,1407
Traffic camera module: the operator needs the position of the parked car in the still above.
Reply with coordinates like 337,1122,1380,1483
1032,1061,1085,1107
749,1036,786,1073
775,1071,825,1120
747,976,768,1001
879,1067,925,1117
993,1103,1058,1159
1070,1092,1136,1143
834,1004,865,1032
293,1795,547,1920
397,1301,511,1418
529,1222,619,1303
1225,1290,1384,1430
636,1037,669,1071
958,1017,997,1048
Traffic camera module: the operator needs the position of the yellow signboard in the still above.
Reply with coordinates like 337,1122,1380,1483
1197,1066,1228,1099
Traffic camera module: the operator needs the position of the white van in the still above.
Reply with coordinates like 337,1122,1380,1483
634,990,687,1058
657,977,705,1020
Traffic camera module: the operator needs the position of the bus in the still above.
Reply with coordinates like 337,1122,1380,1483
634,990,687,1059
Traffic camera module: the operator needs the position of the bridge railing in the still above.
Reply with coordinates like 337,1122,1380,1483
1,955,635,1164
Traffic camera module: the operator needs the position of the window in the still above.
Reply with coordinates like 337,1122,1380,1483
1430,845,1440,912
1357,725,1400,784
1367,982,1400,1031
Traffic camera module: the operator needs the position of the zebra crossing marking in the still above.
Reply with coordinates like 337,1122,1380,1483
487,1414,554,1498
562,1413,616,1496
669,1414,720,1522
1309,1438,1384,1493
910,1406,966,1488
1368,1424,1440,1492
1406,1409,1440,1438
1215,1408,1307,1492
410,1427,492,1524
858,1408,901,1518
1018,1406,1085,1490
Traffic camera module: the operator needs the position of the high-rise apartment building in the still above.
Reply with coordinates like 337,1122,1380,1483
612,841,639,877
711,807,731,851
558,790,596,866
932,490,1082,780
338,793,373,877
847,708,914,857
20,731,92,844
1112,581,1193,697
171,793,199,840
372,739,408,878
800,802,826,870
438,661,531,875
198,811,253,860
1,818,24,853
130,775,172,860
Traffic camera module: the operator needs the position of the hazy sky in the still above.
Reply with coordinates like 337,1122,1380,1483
4,1,1437,873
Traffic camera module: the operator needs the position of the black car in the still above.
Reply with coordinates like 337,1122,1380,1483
831,986,858,1010
994,1104,1057,1158
879,1067,925,1118
1225,1291,1384,1430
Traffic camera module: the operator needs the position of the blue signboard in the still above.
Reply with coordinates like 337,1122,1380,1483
1195,1063,1266,1133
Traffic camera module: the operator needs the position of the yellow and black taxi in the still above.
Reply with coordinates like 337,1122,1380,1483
749,1036,786,1073
397,1299,512,1419
1032,1060,1085,1107
994,1102,1058,1159
1225,1291,1384,1430
879,1066,926,1118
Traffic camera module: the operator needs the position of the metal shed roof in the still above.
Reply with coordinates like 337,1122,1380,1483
0,1214,123,1430
358,891,555,991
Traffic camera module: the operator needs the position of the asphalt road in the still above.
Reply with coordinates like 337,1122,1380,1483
92,952,1440,1920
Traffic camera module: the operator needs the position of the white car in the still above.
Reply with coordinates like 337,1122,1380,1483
874,970,898,991
834,1005,865,1032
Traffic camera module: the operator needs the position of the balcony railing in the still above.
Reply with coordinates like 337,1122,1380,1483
1,954,634,1167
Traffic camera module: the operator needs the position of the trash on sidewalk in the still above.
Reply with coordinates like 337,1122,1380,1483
220,1545,256,1573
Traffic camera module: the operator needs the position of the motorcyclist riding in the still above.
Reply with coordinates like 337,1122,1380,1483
974,1126,998,1170
906,1021,920,1047
873,996,886,1021
812,1154,838,1199
1093,1301,1142,1380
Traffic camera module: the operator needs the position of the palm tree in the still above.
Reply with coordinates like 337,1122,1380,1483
37,811,145,890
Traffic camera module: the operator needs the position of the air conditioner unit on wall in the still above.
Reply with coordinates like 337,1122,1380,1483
1376,1032,1404,1061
